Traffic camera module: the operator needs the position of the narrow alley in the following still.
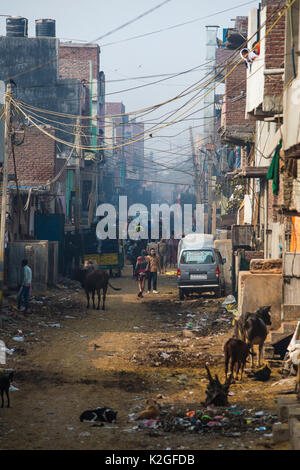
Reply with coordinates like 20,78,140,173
0,267,290,450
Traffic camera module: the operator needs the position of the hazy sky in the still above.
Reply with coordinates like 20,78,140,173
0,0,258,174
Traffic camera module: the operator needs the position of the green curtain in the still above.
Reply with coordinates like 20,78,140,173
267,139,282,196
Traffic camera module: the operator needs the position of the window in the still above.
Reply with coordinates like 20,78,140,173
180,250,215,265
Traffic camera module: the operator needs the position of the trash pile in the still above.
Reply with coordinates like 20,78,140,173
146,296,234,338
137,348,216,368
137,405,277,437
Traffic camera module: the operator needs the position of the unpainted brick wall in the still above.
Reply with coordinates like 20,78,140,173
8,126,56,186
58,44,100,82
224,61,253,130
264,4,286,102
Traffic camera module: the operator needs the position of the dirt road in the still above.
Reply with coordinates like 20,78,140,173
0,267,291,450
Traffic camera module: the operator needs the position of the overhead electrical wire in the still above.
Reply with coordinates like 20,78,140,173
7,1,292,155
89,0,173,43
99,0,258,47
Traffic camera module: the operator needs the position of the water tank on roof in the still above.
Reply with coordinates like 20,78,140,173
35,19,56,37
6,16,28,37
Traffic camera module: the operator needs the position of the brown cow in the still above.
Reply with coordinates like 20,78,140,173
224,338,252,381
73,268,121,310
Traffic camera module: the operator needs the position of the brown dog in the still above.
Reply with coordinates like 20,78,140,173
135,399,160,420
224,338,252,381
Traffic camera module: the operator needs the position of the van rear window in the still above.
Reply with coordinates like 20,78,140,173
180,250,215,265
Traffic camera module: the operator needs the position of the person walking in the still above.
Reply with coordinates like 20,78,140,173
134,250,149,298
158,238,168,274
64,233,76,277
167,233,178,268
146,239,158,254
17,259,32,314
147,248,161,294
128,241,139,277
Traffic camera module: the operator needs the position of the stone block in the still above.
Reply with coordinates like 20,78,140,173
272,422,289,444
238,272,282,330
276,396,299,421
250,258,282,274
290,419,300,450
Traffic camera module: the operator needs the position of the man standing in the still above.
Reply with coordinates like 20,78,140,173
18,259,32,314
158,238,168,274
147,248,161,294
167,232,178,268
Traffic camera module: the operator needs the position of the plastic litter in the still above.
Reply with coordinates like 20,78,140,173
186,411,196,418
222,295,236,306
160,352,170,359
9,385,19,391
5,348,15,355
12,336,24,342
143,420,158,428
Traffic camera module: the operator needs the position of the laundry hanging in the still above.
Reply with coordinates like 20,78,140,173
267,140,282,196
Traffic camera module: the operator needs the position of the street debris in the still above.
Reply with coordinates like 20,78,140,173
222,295,236,307
136,404,278,437
9,384,19,391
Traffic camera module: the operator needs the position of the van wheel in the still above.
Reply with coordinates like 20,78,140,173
179,289,185,300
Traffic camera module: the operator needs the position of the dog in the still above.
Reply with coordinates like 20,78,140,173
224,338,252,381
135,398,160,420
235,306,272,368
80,407,117,423
251,365,271,382
0,371,14,408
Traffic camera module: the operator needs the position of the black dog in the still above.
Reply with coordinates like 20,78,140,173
0,372,14,408
235,306,272,368
80,407,117,423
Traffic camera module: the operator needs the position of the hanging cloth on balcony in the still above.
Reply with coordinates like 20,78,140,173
267,139,282,196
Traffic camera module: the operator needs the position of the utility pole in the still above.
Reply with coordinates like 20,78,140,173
189,127,201,205
0,83,11,326
207,146,213,235
74,117,82,268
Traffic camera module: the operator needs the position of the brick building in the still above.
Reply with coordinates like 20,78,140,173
104,102,127,197
58,42,105,227
5,126,61,241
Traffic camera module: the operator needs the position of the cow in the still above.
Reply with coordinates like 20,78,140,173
73,268,121,311
234,306,272,368
224,338,252,381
